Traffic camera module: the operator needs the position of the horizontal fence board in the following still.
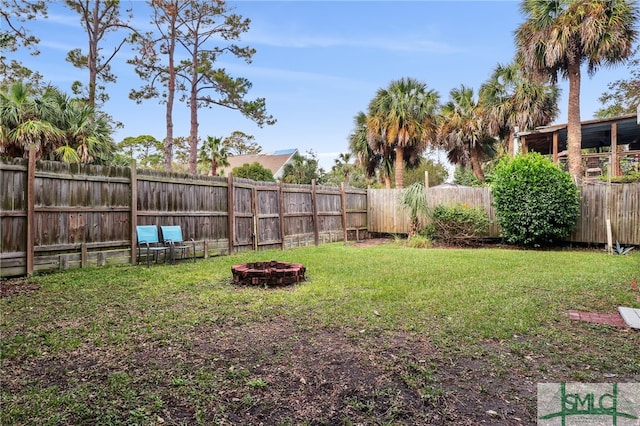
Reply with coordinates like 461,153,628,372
283,234,316,249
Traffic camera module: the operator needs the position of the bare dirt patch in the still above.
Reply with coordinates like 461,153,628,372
2,316,543,425
0,278,40,298
351,237,395,248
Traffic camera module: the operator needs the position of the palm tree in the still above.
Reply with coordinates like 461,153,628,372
348,112,371,172
198,135,229,176
366,77,439,189
348,111,389,187
515,0,638,180
480,62,559,154
1,82,114,163
332,152,354,185
282,151,324,184
437,85,496,182
49,89,114,163
0,81,65,159
400,182,428,238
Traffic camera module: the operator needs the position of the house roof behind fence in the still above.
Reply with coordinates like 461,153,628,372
220,149,298,179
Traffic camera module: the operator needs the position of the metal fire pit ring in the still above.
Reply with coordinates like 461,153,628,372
231,260,306,287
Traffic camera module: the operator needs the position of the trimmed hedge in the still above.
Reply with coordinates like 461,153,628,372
491,153,580,246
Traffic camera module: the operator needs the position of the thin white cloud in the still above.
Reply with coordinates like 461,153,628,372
39,40,77,51
243,28,464,54
44,12,79,27
218,60,371,91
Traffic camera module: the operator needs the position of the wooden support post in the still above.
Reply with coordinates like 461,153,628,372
227,174,234,254
203,240,209,259
611,122,619,177
520,135,528,155
252,186,258,251
341,183,348,244
311,180,319,246
130,160,138,265
552,132,559,164
279,181,285,250
60,255,68,271
81,243,87,268
26,146,36,276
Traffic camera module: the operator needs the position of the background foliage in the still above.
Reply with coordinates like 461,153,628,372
231,162,275,182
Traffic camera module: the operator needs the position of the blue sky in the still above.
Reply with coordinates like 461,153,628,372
9,0,634,170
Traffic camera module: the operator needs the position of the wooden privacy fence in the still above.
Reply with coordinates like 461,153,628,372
0,154,367,277
2,153,637,278
368,183,640,245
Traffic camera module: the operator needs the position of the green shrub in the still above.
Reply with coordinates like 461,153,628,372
232,162,275,182
491,153,580,246
600,173,640,183
453,167,483,187
400,182,429,237
428,203,489,246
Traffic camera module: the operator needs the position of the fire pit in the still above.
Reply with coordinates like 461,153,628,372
231,261,306,286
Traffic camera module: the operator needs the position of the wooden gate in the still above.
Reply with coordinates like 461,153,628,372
232,181,254,252
231,181,284,252
255,185,283,250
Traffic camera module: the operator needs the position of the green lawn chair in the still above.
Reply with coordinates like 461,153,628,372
160,225,196,264
136,225,170,267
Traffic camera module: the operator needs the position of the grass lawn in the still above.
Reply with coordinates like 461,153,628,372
2,241,639,425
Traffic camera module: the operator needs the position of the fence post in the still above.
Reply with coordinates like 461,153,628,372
227,174,234,255
279,181,285,250
81,243,87,268
130,160,137,265
341,183,348,244
26,146,36,276
252,186,258,251
611,122,619,176
312,180,319,246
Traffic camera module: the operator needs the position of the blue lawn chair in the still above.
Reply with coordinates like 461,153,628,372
136,225,170,267
160,225,196,264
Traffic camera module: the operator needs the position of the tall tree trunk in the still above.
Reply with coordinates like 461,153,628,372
88,1,99,108
507,130,515,157
164,88,174,172
395,146,405,189
188,52,198,175
567,58,582,182
470,148,485,182
164,3,177,173
189,93,198,175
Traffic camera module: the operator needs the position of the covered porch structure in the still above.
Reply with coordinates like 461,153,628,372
517,113,640,179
